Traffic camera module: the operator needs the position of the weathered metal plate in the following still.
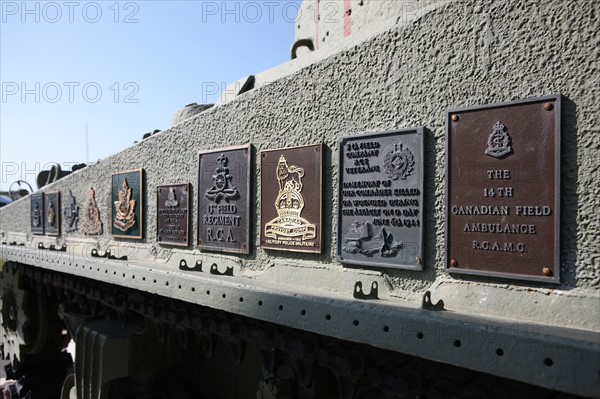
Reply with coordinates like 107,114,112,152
30,193,44,235
62,190,79,232
81,186,103,235
44,192,61,236
338,128,424,270
111,169,144,239
260,144,323,253
157,183,190,246
446,95,561,283
198,145,251,254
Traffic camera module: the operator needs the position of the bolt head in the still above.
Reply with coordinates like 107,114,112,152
450,259,458,268
543,267,553,276
544,103,554,111
451,114,459,122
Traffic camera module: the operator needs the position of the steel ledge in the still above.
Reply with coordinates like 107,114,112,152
1,243,599,398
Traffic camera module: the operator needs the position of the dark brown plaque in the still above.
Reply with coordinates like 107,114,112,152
446,95,561,283
260,143,323,253
338,128,424,270
31,193,44,235
44,192,61,236
198,144,251,254
157,183,190,246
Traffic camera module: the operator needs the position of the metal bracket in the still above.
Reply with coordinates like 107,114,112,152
422,291,445,311
353,281,379,300
179,259,203,272
37,243,67,252
210,263,233,277
90,249,128,261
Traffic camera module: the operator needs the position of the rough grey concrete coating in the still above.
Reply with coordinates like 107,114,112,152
1,0,599,330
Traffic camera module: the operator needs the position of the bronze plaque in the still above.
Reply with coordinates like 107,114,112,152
338,128,424,270
260,143,323,253
31,193,44,235
198,144,251,254
157,183,190,246
446,95,561,283
111,169,144,239
44,192,61,236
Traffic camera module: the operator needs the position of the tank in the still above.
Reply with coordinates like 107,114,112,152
1,1,599,398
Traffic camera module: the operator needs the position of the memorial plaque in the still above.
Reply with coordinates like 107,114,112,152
198,145,251,254
30,193,44,235
338,128,424,270
260,143,323,253
111,169,144,239
446,95,561,283
157,183,190,246
63,190,79,232
44,192,61,236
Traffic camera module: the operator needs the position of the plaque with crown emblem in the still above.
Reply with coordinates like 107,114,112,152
446,95,561,283
261,144,323,254
157,183,190,246
198,144,251,254
31,193,45,235
111,169,144,239
44,192,61,236
338,128,424,270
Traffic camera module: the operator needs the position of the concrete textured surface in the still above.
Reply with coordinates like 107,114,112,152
1,0,599,331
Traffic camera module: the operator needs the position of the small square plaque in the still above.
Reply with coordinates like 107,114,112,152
157,183,190,246
260,144,323,253
30,193,44,235
446,95,561,283
111,169,144,239
44,192,61,236
198,145,251,254
338,128,424,270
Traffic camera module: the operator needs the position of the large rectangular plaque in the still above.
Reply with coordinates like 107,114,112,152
446,95,561,283
30,193,44,235
198,144,251,254
338,128,424,270
157,183,190,246
44,192,61,236
260,143,323,253
111,169,144,239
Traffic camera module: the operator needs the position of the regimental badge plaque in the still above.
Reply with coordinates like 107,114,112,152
44,192,61,236
157,183,190,246
30,193,45,235
338,128,424,270
446,95,561,283
63,190,79,232
81,187,103,235
111,169,144,239
260,144,323,254
198,145,251,254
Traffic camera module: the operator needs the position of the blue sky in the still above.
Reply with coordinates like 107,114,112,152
0,0,301,191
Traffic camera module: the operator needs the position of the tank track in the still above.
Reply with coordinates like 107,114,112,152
1,262,581,399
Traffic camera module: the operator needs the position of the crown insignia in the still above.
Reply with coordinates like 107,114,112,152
485,121,512,158
113,179,136,232
265,155,316,240
205,154,239,203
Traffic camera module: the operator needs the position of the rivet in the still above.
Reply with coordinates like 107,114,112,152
543,267,553,276
450,259,458,268
544,103,554,111
451,114,459,122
